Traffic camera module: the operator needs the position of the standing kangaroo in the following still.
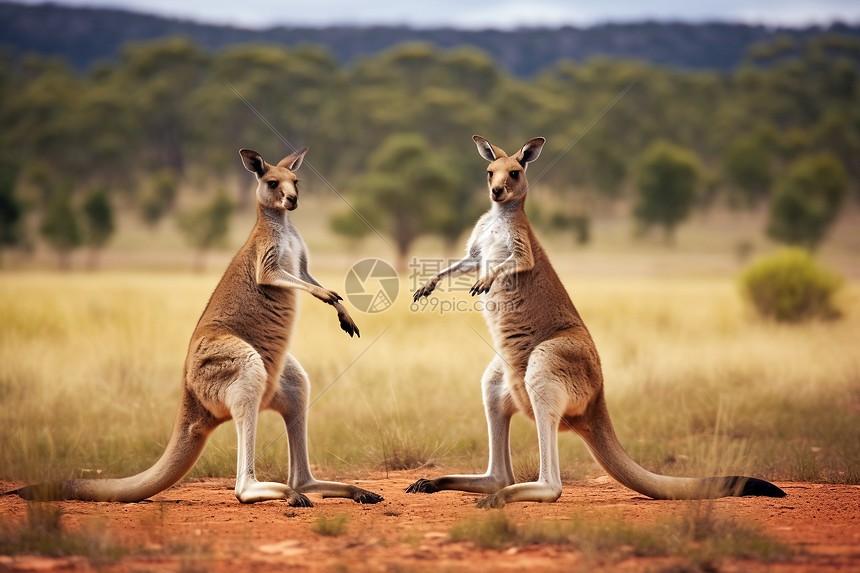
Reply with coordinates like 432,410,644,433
407,135,785,508
9,148,382,506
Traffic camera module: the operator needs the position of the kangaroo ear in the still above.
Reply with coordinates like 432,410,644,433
516,137,546,167
277,146,308,172
472,135,498,162
239,149,268,177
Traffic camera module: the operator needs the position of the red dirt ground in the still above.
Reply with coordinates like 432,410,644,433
1,472,858,572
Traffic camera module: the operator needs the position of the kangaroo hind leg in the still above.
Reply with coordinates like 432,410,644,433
267,354,383,504
407,356,516,495
216,342,310,506
477,341,582,509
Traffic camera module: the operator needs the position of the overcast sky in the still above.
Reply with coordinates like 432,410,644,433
16,0,860,28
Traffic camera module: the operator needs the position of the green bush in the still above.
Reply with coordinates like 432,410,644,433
740,248,843,322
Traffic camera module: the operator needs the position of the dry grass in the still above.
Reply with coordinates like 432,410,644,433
0,268,858,486
0,504,126,565
449,503,792,567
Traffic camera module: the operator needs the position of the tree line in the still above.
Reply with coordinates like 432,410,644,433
4,2,858,74
0,33,857,268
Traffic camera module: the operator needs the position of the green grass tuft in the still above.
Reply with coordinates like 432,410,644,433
450,512,518,549
311,514,349,537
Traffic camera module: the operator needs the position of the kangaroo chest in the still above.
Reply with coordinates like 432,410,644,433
476,221,512,269
276,228,302,275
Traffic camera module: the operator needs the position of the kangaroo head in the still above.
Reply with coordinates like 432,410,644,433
472,135,545,204
239,147,308,211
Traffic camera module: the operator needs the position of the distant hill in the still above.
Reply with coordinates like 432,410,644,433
1,2,858,75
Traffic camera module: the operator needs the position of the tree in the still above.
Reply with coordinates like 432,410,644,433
811,110,860,195
115,38,209,174
329,133,458,270
140,168,179,227
178,192,234,271
330,210,372,253
190,44,339,209
767,154,847,250
722,134,772,208
431,152,485,252
548,211,591,245
633,141,701,244
2,32,860,261
587,141,627,199
40,188,82,269
3,58,82,178
0,160,24,265
81,185,115,269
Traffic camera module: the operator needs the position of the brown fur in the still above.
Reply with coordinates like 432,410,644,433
10,148,382,506
407,135,785,507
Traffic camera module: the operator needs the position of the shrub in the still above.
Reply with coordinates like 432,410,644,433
740,248,843,321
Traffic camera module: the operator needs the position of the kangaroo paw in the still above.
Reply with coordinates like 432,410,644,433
287,492,314,507
353,489,384,504
476,493,506,509
405,478,440,494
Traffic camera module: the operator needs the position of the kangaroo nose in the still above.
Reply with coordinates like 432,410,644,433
492,187,504,198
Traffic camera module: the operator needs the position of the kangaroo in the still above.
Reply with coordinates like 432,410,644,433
8,148,383,506
407,135,785,508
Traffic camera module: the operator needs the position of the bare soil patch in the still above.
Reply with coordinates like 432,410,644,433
1,472,858,572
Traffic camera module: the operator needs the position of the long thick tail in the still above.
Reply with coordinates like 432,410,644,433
572,390,786,499
6,393,216,502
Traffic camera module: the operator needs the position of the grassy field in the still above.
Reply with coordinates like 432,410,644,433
1,266,858,488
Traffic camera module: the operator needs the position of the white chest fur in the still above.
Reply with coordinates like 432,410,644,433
475,216,513,268
276,227,302,275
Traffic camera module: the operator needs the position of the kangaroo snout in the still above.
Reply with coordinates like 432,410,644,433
491,186,505,200
286,195,297,210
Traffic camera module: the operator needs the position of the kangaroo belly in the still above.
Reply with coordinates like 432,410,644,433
199,258,298,382
481,257,598,421
483,285,536,419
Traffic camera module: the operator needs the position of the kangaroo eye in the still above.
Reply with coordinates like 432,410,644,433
486,171,492,179
267,180,278,189
509,171,519,179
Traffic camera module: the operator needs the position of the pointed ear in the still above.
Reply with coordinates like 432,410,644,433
277,146,308,172
516,137,546,167
239,149,268,177
472,135,497,162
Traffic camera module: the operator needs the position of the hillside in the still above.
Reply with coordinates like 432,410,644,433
1,1,858,74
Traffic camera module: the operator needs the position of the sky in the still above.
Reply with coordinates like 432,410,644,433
15,0,860,29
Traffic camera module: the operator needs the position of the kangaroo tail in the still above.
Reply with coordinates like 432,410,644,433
572,390,785,500
6,393,217,502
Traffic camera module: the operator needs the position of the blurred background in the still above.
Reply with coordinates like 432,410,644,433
0,1,858,486
0,0,858,273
